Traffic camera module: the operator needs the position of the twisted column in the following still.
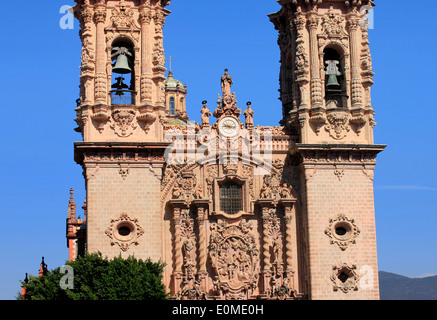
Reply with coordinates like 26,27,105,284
262,207,272,293
173,208,183,274
284,212,294,274
172,206,183,295
281,199,297,292
196,207,207,275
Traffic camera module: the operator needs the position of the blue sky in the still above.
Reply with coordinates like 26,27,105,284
0,1,436,300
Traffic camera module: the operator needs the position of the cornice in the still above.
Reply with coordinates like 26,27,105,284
289,143,386,165
74,141,171,165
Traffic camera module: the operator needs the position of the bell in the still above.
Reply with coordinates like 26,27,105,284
113,53,132,74
326,74,340,89
325,60,341,90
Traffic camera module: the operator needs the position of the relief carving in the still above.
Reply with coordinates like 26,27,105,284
325,111,351,140
110,3,137,30
171,172,198,204
110,109,137,137
209,220,260,300
259,174,296,200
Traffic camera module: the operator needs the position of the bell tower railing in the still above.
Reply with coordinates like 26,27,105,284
110,90,137,105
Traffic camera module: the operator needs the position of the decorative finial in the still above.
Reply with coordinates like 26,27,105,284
39,257,48,277
68,188,77,219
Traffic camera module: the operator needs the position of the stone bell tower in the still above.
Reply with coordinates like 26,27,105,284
270,0,385,299
71,0,172,262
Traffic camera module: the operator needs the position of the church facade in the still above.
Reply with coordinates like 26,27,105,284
66,0,384,300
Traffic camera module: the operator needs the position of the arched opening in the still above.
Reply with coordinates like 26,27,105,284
323,46,348,108
169,97,176,116
180,97,184,113
110,39,136,105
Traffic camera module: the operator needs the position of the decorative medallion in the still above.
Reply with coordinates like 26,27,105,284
325,213,360,251
105,212,144,252
331,263,360,293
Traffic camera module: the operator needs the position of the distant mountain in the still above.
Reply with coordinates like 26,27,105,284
379,271,437,300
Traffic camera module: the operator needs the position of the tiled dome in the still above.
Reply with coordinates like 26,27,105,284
165,71,186,91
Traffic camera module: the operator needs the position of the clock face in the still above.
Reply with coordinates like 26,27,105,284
219,117,239,137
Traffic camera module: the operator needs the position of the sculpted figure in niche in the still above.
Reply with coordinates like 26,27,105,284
172,183,182,199
260,178,272,199
194,184,203,199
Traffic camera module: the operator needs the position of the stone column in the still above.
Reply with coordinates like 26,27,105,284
193,200,208,275
280,199,297,292
152,10,167,110
307,14,323,108
172,205,183,294
93,5,108,106
193,199,210,293
262,207,272,292
348,15,363,109
139,6,153,108
256,199,276,295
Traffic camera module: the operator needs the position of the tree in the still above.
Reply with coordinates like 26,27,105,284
20,252,168,300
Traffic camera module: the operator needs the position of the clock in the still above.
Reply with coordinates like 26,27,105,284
219,116,239,137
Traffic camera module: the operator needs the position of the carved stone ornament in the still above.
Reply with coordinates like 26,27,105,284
119,166,130,180
110,109,137,137
213,70,242,120
209,220,260,300
110,3,136,29
175,209,207,300
105,212,145,252
321,7,349,39
171,172,198,204
331,263,360,293
137,113,156,133
325,111,351,140
259,174,296,201
325,214,360,251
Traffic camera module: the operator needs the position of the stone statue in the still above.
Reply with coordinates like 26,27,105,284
243,102,254,127
221,69,233,97
200,101,212,126
279,183,292,199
